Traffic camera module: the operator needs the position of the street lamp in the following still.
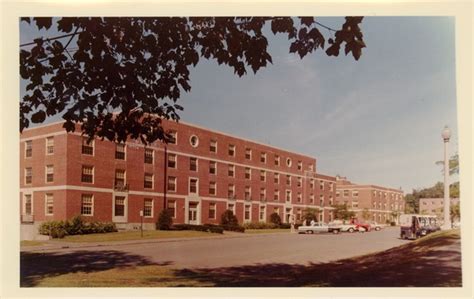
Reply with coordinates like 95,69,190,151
441,126,451,230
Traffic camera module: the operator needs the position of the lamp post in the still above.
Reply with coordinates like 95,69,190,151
441,126,451,230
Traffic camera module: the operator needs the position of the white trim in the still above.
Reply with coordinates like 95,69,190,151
189,156,198,172
20,130,66,142
209,160,217,175
45,136,54,155
81,193,94,216
228,144,236,157
228,164,235,178
45,164,54,183
143,198,154,218
168,153,177,169
144,172,154,189
244,203,252,222
24,167,32,185
167,176,177,192
44,193,54,216
81,137,95,156
189,134,199,148
189,177,199,194
144,147,154,165
209,181,217,196
22,193,33,216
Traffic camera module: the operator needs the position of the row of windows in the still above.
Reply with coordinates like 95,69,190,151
24,166,54,184
24,137,54,158
336,190,402,200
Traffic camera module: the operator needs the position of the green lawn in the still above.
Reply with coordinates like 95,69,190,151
244,229,291,234
51,230,224,243
20,240,47,247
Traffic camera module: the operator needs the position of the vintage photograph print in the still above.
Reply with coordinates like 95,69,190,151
19,16,461,287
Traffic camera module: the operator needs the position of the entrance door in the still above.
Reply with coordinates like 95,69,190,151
113,195,128,223
188,202,198,224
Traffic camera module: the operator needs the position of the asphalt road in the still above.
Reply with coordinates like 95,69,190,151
36,227,408,269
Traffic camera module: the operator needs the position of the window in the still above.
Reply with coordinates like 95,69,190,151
81,194,93,216
209,181,216,196
209,203,216,219
286,190,291,202
245,167,251,179
260,170,266,182
46,165,54,183
309,165,314,171
228,164,235,177
228,203,235,214
114,196,125,217
320,195,324,206
274,189,280,201
343,190,349,197
115,143,126,160
190,157,198,171
228,184,235,199
310,179,314,189
297,161,302,170
144,199,153,217
336,191,340,197
310,194,315,204
82,138,93,155
81,165,93,183
144,148,154,164
329,195,334,206
352,201,359,208
46,137,54,155
210,140,217,153
259,206,266,221
189,178,198,193
286,158,292,167
296,209,302,221
167,176,177,192
25,140,32,157
115,169,126,187
168,154,177,168
274,173,279,184
25,167,32,184
286,175,291,186
45,194,54,215
190,135,199,147
168,200,176,217
329,183,334,191
297,177,302,187
274,155,280,166
245,148,252,160
352,190,359,197
228,144,235,156
245,186,251,200
260,188,266,201
168,131,177,144
373,191,377,197
144,173,153,189
297,192,302,203
319,181,324,190
24,194,32,215
209,161,217,175
244,205,251,221
274,207,280,214
260,152,266,163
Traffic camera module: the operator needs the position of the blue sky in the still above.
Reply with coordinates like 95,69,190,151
20,17,458,193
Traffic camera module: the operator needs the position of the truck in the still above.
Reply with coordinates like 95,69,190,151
399,214,440,240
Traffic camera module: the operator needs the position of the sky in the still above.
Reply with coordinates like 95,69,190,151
20,17,459,193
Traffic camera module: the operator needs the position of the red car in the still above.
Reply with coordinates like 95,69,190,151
349,218,371,232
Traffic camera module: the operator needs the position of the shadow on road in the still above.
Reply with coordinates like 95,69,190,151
21,250,171,287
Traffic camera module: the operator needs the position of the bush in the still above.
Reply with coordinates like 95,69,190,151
279,223,291,229
243,222,278,229
390,221,396,226
157,209,173,230
269,213,282,226
171,224,223,234
220,209,239,226
222,225,245,233
38,217,117,238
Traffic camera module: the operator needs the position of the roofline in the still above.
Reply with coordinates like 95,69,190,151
336,183,403,193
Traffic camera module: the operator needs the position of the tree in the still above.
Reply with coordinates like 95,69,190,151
20,17,365,144
332,203,355,220
220,209,238,226
450,202,460,222
302,208,318,223
269,212,282,226
156,209,173,230
404,193,418,213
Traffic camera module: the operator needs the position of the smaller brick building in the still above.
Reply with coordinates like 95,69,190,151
335,176,404,224
419,198,460,222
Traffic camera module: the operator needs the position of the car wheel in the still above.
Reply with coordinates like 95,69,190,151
306,230,313,234
332,229,339,234
375,227,381,231
348,228,354,233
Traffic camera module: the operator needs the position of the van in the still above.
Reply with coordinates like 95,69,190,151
400,214,440,240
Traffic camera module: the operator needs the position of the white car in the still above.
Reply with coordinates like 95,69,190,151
369,221,386,231
298,222,342,234
330,220,357,233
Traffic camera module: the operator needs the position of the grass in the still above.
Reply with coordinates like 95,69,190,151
22,229,461,287
20,240,47,247
51,230,224,243
244,229,291,234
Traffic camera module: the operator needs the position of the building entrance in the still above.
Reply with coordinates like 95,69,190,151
188,202,198,224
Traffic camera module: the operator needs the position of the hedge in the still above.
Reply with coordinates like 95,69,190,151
39,216,117,238
172,224,224,234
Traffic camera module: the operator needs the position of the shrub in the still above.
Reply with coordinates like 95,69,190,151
222,225,245,233
390,221,396,226
171,224,223,234
39,217,117,238
243,222,278,229
269,213,282,226
220,209,239,226
279,223,291,229
157,209,173,230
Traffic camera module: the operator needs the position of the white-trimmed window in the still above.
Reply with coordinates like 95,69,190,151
352,190,359,197
260,170,266,182
144,199,153,217
210,139,217,153
209,161,217,175
228,164,235,177
81,194,93,216
319,180,324,190
274,173,279,184
25,140,32,157
245,148,252,160
144,148,154,164
114,196,126,217
228,144,235,156
352,201,359,208
297,161,302,170
168,200,176,218
245,167,251,179
286,190,291,202
115,169,126,187
209,181,217,196
274,189,280,201
310,179,315,189
24,194,32,215
115,143,126,160
81,165,94,183
168,130,177,144
189,178,198,194
286,175,291,186
286,157,292,167
260,152,266,163
310,194,315,203
297,177,302,187
244,205,251,221
45,165,54,183
167,153,177,168
45,193,54,215
209,203,216,219
343,190,349,197
319,212,323,222
144,173,153,189
190,157,198,171
81,137,94,155
297,192,302,203
259,206,266,221
189,135,199,147
167,176,177,192
46,137,54,155
245,186,251,200
320,194,324,206
336,191,341,197
274,155,280,166
329,183,334,191
274,207,280,214
329,196,334,206
228,184,235,199
25,167,32,184
260,188,266,201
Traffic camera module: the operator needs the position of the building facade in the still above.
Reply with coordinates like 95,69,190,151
419,197,460,222
335,176,404,224
20,120,337,237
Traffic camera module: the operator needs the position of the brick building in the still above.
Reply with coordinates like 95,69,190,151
20,120,337,237
419,197,460,222
335,176,404,224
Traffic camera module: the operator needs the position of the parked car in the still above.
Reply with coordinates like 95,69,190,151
349,219,371,232
298,222,342,234
369,221,386,231
330,220,357,233
399,214,440,240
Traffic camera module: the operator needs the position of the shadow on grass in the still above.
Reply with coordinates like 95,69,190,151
174,232,462,287
21,250,171,287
